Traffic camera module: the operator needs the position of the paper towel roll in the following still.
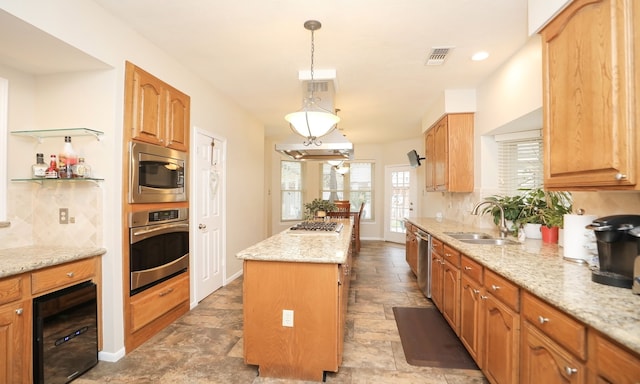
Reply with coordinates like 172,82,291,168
563,214,597,262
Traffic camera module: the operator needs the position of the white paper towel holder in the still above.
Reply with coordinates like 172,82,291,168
562,208,595,264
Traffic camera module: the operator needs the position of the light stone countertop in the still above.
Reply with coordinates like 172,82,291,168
0,246,106,278
236,219,353,264
407,217,640,356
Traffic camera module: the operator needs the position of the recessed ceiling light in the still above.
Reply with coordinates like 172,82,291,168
471,51,489,61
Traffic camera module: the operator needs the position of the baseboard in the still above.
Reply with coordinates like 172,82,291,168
226,269,243,284
99,347,126,362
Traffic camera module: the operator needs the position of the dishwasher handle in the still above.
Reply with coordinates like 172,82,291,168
415,230,430,242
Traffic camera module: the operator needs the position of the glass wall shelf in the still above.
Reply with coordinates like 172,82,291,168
11,177,104,185
11,128,104,142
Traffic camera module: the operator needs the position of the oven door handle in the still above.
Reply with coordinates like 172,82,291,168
131,223,189,242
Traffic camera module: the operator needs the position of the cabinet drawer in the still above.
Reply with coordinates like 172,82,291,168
31,258,96,295
0,275,25,306
522,292,586,360
460,255,483,284
130,274,189,332
484,269,519,312
442,245,460,267
432,238,444,255
589,331,640,383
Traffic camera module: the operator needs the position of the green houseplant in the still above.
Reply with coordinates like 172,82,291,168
480,194,526,235
303,198,337,220
517,188,572,243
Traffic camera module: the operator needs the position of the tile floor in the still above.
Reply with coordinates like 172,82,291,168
77,241,488,383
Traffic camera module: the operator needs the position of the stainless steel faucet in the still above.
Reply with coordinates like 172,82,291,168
471,200,510,238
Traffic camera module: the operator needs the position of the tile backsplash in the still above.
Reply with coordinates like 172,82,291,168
0,181,103,249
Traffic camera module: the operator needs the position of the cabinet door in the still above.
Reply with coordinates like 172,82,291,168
521,322,585,384
483,293,520,384
0,301,30,384
442,259,460,335
405,227,418,276
434,119,448,190
541,0,637,189
588,331,640,384
460,274,483,366
165,86,190,152
430,254,444,310
129,65,166,147
424,129,435,190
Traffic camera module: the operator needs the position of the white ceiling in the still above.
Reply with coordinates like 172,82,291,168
3,1,532,144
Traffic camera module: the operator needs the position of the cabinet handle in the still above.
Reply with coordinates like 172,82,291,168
615,173,627,180
480,295,488,300
564,367,578,375
472,289,480,295
491,284,500,291
15,308,23,315
445,252,452,257
159,288,174,297
66,272,75,278
538,316,549,324
464,266,472,270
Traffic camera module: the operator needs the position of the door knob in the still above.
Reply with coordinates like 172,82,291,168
198,224,206,229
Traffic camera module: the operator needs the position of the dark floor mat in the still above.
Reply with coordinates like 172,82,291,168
392,306,478,369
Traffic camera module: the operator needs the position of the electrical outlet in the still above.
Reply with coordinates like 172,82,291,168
59,208,69,224
282,309,294,327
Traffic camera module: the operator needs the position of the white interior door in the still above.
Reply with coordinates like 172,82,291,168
384,165,417,243
193,129,225,302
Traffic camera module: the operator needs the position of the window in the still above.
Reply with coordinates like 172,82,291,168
321,162,374,220
495,130,543,195
281,161,303,221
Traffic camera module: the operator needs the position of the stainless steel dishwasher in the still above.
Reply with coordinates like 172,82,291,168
415,229,432,298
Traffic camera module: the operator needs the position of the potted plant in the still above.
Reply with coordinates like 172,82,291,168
303,198,337,220
518,188,572,243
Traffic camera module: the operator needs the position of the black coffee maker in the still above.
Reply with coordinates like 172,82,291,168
587,215,640,288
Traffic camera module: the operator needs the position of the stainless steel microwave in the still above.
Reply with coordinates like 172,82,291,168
129,142,187,203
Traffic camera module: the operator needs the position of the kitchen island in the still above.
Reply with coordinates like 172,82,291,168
236,219,353,382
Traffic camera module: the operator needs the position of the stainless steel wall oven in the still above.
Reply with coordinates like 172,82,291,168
129,208,189,296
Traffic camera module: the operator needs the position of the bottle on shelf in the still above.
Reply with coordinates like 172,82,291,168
58,136,77,179
72,157,91,178
45,154,58,179
32,153,47,178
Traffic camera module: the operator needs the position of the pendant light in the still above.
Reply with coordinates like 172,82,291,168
285,20,340,146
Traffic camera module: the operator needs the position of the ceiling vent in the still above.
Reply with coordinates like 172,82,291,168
425,47,454,66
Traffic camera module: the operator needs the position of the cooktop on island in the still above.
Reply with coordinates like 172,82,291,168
288,221,344,234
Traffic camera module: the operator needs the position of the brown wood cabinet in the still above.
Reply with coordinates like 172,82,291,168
540,0,640,190
460,255,484,366
441,245,461,334
482,269,520,384
0,257,101,384
124,61,190,152
430,238,444,310
588,330,640,383
242,251,353,382
423,113,474,192
405,221,418,276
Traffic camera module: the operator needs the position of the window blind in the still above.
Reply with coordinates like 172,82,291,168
496,130,543,195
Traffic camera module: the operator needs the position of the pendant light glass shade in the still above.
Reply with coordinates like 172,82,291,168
285,106,340,140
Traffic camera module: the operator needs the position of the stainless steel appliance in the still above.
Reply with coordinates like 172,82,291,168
129,207,189,295
33,281,98,384
587,214,640,288
129,142,187,203
415,229,432,298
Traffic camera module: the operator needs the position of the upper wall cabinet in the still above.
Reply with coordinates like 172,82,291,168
124,62,190,152
540,0,639,190
424,113,474,192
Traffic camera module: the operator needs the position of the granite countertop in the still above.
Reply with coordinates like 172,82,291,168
236,219,353,264
407,217,640,355
0,246,107,279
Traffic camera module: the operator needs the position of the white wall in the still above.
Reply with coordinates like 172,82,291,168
0,0,264,359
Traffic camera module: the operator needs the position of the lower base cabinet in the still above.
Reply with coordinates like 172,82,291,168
521,322,585,384
588,331,640,384
0,299,29,383
483,293,520,384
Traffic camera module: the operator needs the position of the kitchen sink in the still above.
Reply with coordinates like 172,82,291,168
458,238,520,245
444,232,492,240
